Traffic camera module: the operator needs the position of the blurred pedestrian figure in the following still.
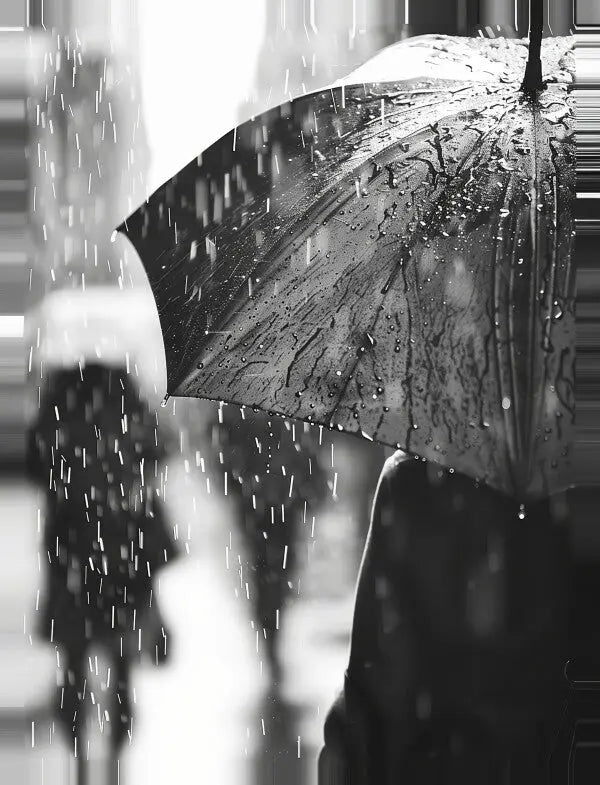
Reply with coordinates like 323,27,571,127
209,404,331,682
27,363,177,782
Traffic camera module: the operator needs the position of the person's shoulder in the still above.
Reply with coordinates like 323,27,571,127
372,452,429,524
379,450,426,487
381,450,421,474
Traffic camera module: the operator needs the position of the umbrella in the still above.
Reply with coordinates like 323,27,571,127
118,13,575,501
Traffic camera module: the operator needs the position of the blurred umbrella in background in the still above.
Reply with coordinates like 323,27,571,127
27,363,178,784
30,286,166,405
119,21,575,502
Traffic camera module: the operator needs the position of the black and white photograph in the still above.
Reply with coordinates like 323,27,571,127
1,1,599,783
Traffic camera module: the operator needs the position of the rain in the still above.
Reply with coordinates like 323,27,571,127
2,1,596,784
8,7,386,783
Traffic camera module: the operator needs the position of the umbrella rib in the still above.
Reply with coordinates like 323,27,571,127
527,100,571,494
548,131,574,329
491,169,521,496
506,176,526,477
526,97,541,486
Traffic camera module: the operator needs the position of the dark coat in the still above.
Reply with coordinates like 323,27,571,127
208,404,332,634
319,452,571,783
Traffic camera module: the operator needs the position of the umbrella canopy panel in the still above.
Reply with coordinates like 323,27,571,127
120,35,575,501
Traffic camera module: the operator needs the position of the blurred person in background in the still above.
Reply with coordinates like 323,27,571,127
208,404,332,683
27,363,178,781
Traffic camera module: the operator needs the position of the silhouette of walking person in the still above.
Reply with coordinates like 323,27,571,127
208,404,331,683
27,363,178,782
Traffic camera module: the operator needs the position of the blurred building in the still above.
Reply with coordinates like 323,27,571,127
0,29,45,469
0,13,63,785
24,0,164,412
30,2,148,292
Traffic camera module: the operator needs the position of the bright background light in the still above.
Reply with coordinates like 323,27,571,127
138,2,267,192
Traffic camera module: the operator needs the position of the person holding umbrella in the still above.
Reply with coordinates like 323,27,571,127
117,0,576,780
27,363,178,784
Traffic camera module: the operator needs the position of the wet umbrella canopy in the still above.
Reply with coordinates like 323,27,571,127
119,32,575,501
